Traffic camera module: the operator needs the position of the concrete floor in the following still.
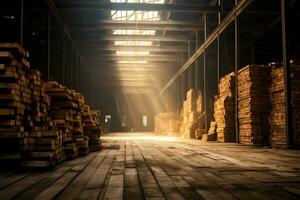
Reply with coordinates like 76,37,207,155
1,132,300,200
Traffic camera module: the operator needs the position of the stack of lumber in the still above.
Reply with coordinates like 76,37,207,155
71,91,89,156
22,70,65,168
291,62,300,145
43,81,79,159
268,64,286,146
180,89,203,138
214,72,236,142
238,65,271,145
0,42,101,168
83,106,102,151
202,121,217,141
22,130,64,168
0,43,31,165
154,112,180,136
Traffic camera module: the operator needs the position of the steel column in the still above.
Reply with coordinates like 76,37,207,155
251,43,254,64
181,52,185,101
234,0,240,143
62,30,65,84
181,74,184,106
203,13,208,134
281,0,292,146
195,31,199,90
159,0,253,96
217,0,221,94
20,0,24,46
47,8,51,81
188,40,193,89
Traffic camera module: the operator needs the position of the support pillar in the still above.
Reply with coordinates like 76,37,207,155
203,13,208,133
281,0,292,146
234,0,240,143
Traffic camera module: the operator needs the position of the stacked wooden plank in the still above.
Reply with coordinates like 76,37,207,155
154,112,180,136
291,62,300,145
83,106,102,151
0,43,31,165
268,64,286,146
73,92,89,155
202,121,217,141
238,65,271,145
214,72,236,142
0,43,102,168
180,89,204,138
43,81,79,159
21,70,65,168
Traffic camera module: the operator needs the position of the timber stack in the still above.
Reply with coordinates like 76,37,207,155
0,43,31,166
180,89,204,139
237,65,271,145
214,72,236,142
82,106,102,151
291,62,300,145
202,121,217,141
73,92,89,156
44,81,82,159
268,63,286,146
21,70,64,168
154,112,180,136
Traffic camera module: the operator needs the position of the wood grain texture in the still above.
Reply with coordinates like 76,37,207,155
0,132,299,200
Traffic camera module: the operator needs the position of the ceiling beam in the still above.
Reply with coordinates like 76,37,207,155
86,54,180,62
70,20,203,31
81,45,186,52
77,34,190,42
92,67,164,71
160,0,254,95
100,82,155,87
95,71,161,76
56,2,219,13
87,62,172,67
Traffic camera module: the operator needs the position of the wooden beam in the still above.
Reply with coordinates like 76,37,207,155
87,63,172,68
81,45,186,52
56,2,219,13
86,55,180,62
100,81,155,87
70,20,203,31
159,0,254,96
77,34,190,42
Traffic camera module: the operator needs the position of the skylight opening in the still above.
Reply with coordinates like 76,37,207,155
110,0,165,63
118,61,148,64
116,51,150,55
115,41,152,46
113,29,156,35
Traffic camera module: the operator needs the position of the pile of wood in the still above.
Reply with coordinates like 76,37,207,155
43,81,84,159
291,62,300,145
0,43,31,165
180,89,204,138
73,92,89,156
22,70,65,168
214,72,236,142
83,106,102,151
238,65,271,145
154,112,180,136
202,121,217,141
268,64,286,146
0,43,102,168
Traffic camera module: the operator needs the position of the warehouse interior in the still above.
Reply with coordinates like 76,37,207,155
1,0,300,199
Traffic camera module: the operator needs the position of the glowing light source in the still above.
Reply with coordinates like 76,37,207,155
118,60,148,64
116,51,150,55
110,0,165,63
